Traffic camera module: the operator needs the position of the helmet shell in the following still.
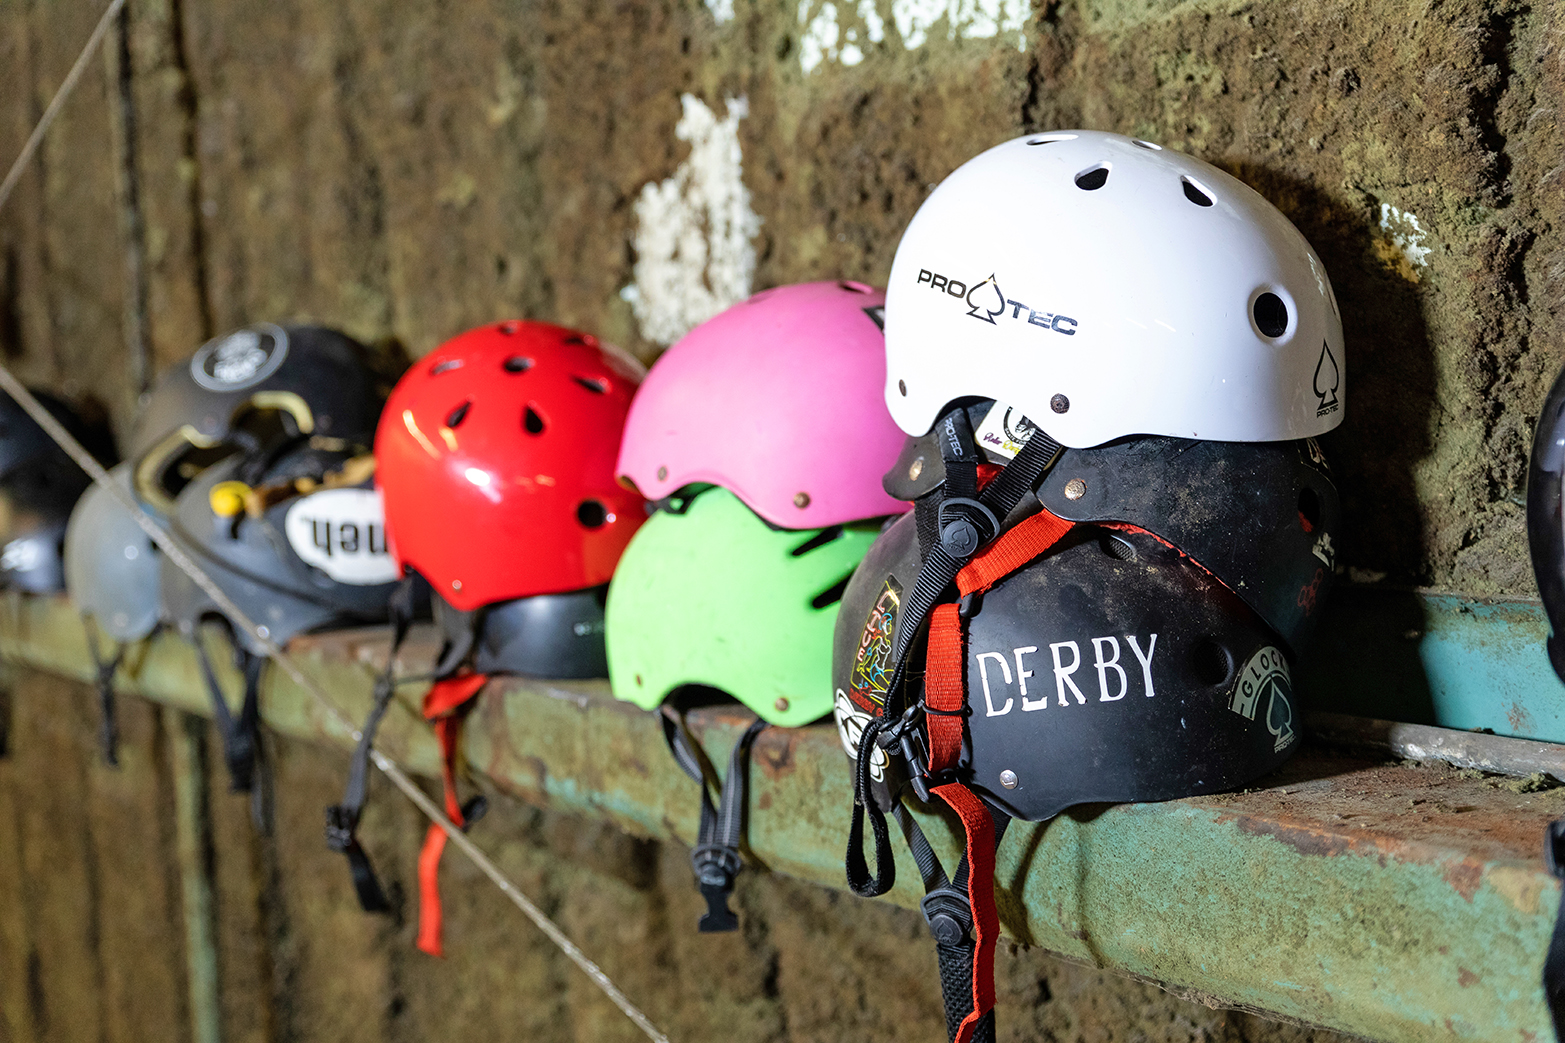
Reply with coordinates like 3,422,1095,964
606,487,877,728
377,321,646,611
432,587,610,679
131,324,383,512
65,462,161,641
1529,363,1565,681
833,511,1299,819
616,281,907,528
0,389,114,594
884,131,1345,446
161,447,399,653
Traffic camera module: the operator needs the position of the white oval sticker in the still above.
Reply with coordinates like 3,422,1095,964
283,487,399,586
190,323,289,391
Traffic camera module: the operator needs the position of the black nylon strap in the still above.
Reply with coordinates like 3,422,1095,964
325,575,417,914
1543,819,1565,1039
81,614,126,767
846,715,897,897
193,633,261,793
661,710,768,932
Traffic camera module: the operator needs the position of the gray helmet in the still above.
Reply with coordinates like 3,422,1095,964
0,388,116,593
65,462,161,641
160,445,400,653
131,324,385,514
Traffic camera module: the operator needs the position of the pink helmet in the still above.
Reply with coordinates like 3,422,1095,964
617,281,907,528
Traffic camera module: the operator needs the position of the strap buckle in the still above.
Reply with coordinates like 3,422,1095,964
937,497,1000,561
920,886,972,946
692,844,743,932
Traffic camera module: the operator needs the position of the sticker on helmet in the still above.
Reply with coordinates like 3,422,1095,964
834,689,888,782
1313,341,1341,418
974,400,1037,461
848,576,902,712
914,268,1079,335
190,324,289,392
283,487,399,586
1230,646,1297,752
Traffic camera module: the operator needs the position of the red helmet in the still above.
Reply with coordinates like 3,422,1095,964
376,321,646,611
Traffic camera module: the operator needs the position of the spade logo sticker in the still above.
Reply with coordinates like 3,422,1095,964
965,275,1006,325
1313,340,1340,417
1230,646,1296,752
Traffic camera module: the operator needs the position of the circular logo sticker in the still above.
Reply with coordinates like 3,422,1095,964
833,689,888,783
190,323,289,391
283,487,399,586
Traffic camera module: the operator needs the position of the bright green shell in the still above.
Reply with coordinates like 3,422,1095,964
605,487,880,728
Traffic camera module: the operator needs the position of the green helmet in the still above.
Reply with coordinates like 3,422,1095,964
606,486,878,728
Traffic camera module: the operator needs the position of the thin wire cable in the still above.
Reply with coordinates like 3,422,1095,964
0,9,669,1041
0,0,127,215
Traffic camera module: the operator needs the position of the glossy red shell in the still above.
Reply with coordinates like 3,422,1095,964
376,321,646,610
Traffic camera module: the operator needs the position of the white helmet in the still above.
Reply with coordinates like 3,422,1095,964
883,130,1345,446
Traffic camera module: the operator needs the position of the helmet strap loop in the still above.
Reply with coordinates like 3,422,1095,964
661,710,768,932
81,612,126,767
326,574,419,914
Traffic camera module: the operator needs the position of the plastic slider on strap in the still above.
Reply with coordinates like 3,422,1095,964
921,886,973,946
692,844,743,932
937,498,1000,561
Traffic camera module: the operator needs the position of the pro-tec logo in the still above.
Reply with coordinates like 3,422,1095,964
283,487,399,586
191,323,289,391
1313,341,1341,418
917,269,1078,335
1229,646,1297,752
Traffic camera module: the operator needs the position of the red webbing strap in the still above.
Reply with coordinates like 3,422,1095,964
921,509,1073,1040
924,603,966,771
415,673,487,957
932,782,999,1043
925,509,1074,776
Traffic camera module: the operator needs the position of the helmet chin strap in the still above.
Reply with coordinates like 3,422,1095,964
845,404,1068,1043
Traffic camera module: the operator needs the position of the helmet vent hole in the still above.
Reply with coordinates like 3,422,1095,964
1131,138,1163,150
498,321,520,335
1254,293,1289,337
503,356,534,373
791,526,843,557
811,572,854,610
431,359,464,376
445,401,471,428
1026,132,1077,146
523,405,546,435
563,334,590,346
1192,639,1235,687
1099,534,1137,561
572,375,609,394
1181,177,1214,207
1298,486,1322,533
576,500,609,529
839,280,874,294
1074,165,1110,191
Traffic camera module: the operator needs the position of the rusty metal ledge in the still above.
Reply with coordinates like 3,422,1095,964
0,592,1558,1043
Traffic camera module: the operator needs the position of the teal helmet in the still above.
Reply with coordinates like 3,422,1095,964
606,486,878,728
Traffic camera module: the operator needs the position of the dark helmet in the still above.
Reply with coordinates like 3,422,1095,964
884,416,1340,657
131,324,385,514
0,388,116,593
160,445,401,653
833,509,1299,817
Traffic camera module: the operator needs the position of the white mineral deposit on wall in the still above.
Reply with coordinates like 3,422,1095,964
796,0,1027,73
1379,203,1432,269
621,95,763,346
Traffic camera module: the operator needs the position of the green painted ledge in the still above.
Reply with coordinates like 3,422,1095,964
0,593,1558,1043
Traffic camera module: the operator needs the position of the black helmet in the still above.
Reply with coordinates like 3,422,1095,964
0,388,115,593
833,509,1298,817
430,588,608,679
131,324,384,513
884,418,1340,657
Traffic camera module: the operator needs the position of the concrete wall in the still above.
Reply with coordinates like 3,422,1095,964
2,0,1559,1038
